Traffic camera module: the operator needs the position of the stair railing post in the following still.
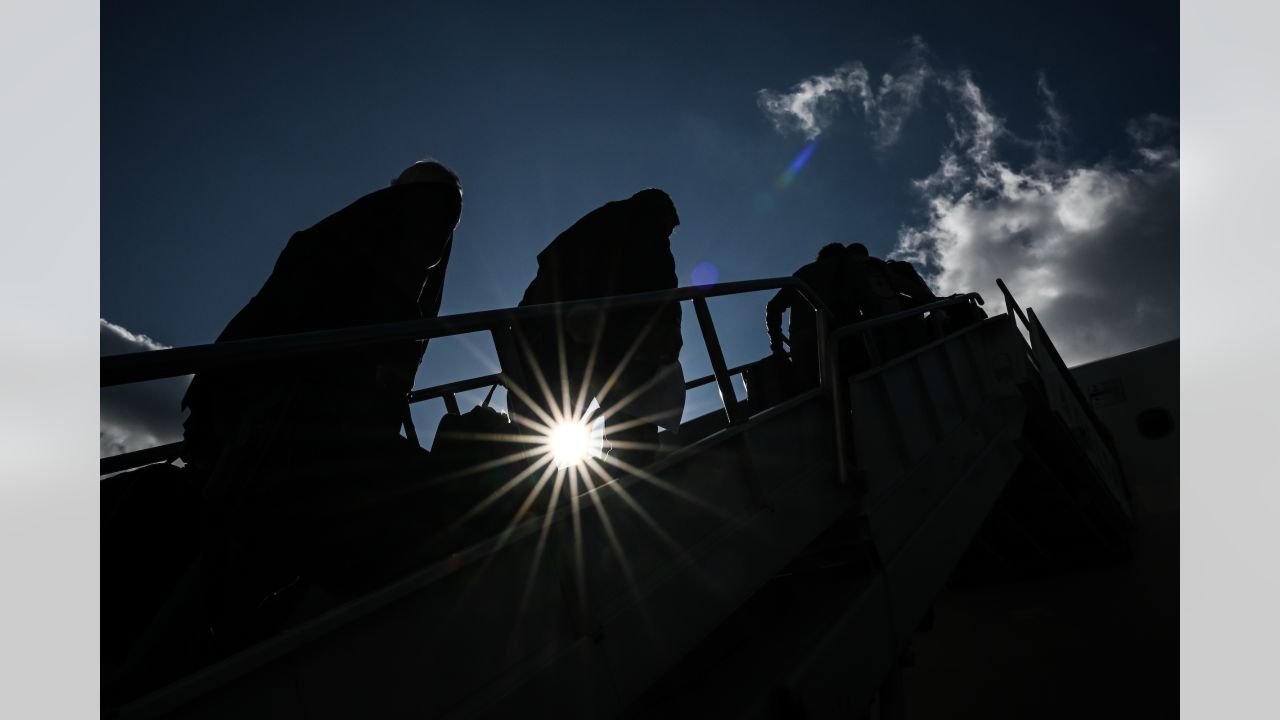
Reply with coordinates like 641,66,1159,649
692,295,744,426
490,325,531,417
814,309,829,387
442,392,461,416
828,324,852,486
996,277,1031,333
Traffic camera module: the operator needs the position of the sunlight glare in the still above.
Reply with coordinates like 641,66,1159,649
549,421,592,468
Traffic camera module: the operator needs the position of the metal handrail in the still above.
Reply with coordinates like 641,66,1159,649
100,278,825,387
995,279,1129,507
100,365,765,476
405,373,504,405
684,361,756,391
100,441,185,476
99,364,775,479
995,278,1031,331
100,277,831,474
406,354,761,411
823,293,986,486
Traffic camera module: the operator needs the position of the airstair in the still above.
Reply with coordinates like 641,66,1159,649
100,278,1131,719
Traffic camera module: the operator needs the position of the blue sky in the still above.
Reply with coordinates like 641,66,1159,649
100,0,1179,453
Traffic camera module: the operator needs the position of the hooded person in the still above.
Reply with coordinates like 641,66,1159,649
508,188,683,472
181,160,462,471
180,160,464,649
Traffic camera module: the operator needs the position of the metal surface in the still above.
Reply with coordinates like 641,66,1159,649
683,361,754,392
115,315,1039,720
101,278,827,387
997,277,1129,513
117,389,838,719
995,277,1031,331
692,296,744,425
1025,307,1131,517
630,318,1030,719
101,278,829,475
824,293,985,486
406,374,503,405
100,442,183,476
100,359,765,476
105,276,1127,720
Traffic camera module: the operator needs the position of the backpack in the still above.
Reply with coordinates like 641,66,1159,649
848,258,905,319
941,300,988,334
743,353,802,414
430,385,532,477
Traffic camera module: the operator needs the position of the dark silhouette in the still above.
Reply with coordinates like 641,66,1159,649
430,383,525,476
765,243,859,387
845,242,932,362
102,461,205,699
181,161,461,469
845,242,911,315
508,189,682,471
847,243,989,344
180,160,464,649
883,256,937,309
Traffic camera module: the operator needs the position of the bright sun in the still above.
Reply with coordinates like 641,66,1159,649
549,421,592,468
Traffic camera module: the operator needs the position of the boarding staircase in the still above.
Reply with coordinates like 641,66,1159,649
100,278,1131,719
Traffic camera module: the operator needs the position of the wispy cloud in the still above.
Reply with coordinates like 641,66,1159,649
759,50,1179,365
100,319,188,457
1035,72,1068,160
895,74,1179,365
757,36,930,145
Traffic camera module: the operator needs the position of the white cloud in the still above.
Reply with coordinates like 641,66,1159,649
758,37,930,145
894,76,1179,365
759,50,1179,366
100,319,189,457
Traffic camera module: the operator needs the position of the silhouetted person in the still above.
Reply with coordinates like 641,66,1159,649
181,160,464,649
765,243,858,387
508,189,682,472
845,242,931,363
848,244,987,340
884,256,937,309
937,296,989,334
182,160,462,470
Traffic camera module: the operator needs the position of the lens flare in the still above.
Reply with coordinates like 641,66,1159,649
690,261,719,287
776,139,818,189
549,421,592,468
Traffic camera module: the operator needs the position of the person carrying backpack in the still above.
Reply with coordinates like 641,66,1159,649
182,160,465,649
508,188,683,472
